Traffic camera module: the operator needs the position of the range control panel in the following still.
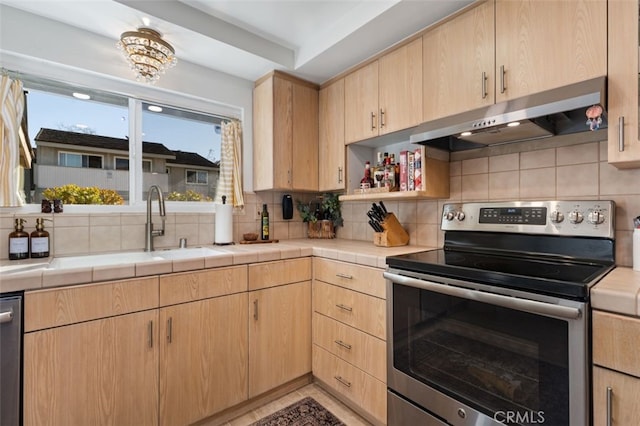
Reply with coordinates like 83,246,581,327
441,200,615,239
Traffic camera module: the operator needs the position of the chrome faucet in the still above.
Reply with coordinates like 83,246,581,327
145,185,166,252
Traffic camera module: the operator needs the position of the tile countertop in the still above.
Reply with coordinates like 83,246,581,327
0,239,432,294
591,267,640,318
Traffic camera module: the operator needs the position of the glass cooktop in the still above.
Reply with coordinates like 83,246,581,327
386,248,613,300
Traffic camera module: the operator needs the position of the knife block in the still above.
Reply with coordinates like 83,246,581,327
373,213,409,247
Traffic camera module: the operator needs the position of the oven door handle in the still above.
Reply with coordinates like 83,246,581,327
383,272,582,320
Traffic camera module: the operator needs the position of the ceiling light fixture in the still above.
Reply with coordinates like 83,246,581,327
72,92,91,100
116,27,177,84
147,105,163,112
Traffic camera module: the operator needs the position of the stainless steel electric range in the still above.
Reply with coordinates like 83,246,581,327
384,200,615,426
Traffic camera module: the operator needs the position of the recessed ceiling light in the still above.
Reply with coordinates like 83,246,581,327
507,121,521,127
73,92,91,100
460,131,472,137
148,105,163,112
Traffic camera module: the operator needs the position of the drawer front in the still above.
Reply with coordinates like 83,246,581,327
313,258,385,299
593,310,640,377
25,276,159,332
160,265,247,306
593,366,640,426
249,257,312,291
313,281,385,340
313,344,386,424
313,312,386,381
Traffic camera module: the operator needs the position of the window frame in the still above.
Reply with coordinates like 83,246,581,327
114,156,151,172
58,151,104,169
186,169,208,185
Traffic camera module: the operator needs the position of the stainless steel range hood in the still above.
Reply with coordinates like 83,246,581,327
410,76,607,151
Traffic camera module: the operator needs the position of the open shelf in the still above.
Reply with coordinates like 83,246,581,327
339,190,444,202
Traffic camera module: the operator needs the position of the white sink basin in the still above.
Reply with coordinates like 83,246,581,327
49,251,165,270
153,246,223,260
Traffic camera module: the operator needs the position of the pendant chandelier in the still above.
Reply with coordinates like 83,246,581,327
116,28,177,84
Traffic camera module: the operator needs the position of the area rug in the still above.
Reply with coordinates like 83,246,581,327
250,396,346,426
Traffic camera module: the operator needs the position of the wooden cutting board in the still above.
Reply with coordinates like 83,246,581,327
239,239,279,244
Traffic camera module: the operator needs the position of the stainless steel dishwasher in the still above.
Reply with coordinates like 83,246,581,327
1,293,22,426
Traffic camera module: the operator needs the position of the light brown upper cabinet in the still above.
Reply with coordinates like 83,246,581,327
424,0,606,121
423,0,495,121
494,0,606,102
607,0,640,168
319,78,346,191
345,38,422,144
253,71,319,191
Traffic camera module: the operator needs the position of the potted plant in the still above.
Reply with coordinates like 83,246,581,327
296,193,343,238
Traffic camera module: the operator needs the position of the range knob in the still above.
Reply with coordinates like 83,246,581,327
550,211,565,223
444,211,456,221
455,211,466,221
588,210,605,225
569,210,584,224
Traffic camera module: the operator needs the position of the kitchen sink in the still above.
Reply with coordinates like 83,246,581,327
153,246,224,259
48,251,165,269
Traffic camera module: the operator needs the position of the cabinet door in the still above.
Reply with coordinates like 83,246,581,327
593,366,640,426
423,1,494,120
495,0,606,102
379,37,423,134
607,0,640,168
159,293,248,426
319,79,346,191
249,281,312,397
24,310,159,426
292,82,319,191
345,61,379,144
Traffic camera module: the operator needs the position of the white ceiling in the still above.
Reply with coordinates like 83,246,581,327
1,0,474,84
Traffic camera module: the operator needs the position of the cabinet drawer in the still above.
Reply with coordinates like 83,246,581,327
25,276,159,332
313,258,385,299
160,265,247,306
313,281,385,340
593,311,640,378
249,257,311,291
313,312,386,381
313,344,386,424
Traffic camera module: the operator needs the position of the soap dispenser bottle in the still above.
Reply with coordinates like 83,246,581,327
30,218,50,258
9,218,29,260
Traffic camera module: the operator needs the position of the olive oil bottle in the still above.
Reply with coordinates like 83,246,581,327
260,204,270,240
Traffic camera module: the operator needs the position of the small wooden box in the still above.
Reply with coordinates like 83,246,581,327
373,213,409,247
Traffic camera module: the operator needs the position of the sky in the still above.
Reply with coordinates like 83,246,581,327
27,89,221,162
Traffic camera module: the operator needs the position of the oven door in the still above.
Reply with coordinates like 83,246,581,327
384,270,589,426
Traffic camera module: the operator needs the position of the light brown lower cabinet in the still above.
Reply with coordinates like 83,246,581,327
24,309,159,426
593,366,640,426
159,292,249,426
249,281,312,398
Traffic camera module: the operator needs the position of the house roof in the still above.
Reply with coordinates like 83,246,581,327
35,128,175,157
168,150,219,169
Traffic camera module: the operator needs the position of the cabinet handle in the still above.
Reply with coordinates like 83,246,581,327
336,273,353,280
500,65,506,94
606,386,613,426
380,109,385,128
148,320,153,348
618,116,625,152
167,317,173,343
370,111,376,130
334,339,352,350
287,169,291,185
338,166,343,184
336,303,353,312
334,375,352,387
254,299,259,320
481,71,487,99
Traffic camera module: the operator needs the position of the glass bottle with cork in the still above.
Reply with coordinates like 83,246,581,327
260,204,270,240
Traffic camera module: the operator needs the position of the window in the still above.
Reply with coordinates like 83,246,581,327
115,157,151,172
58,152,103,168
186,170,208,184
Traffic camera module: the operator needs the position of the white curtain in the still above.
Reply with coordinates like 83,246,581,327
214,120,244,208
0,75,26,206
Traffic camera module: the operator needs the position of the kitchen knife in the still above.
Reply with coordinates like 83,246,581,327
371,203,386,221
379,201,388,215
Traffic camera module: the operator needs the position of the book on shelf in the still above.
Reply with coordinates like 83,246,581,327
407,151,415,191
414,148,422,191
399,150,408,192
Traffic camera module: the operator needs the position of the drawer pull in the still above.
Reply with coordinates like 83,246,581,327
335,273,353,280
148,320,153,348
606,386,613,426
334,375,352,388
167,317,173,343
336,303,353,312
254,299,259,320
334,340,352,350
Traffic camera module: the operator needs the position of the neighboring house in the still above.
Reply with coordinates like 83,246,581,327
33,128,219,201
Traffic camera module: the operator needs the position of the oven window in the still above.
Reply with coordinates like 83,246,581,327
393,284,568,425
